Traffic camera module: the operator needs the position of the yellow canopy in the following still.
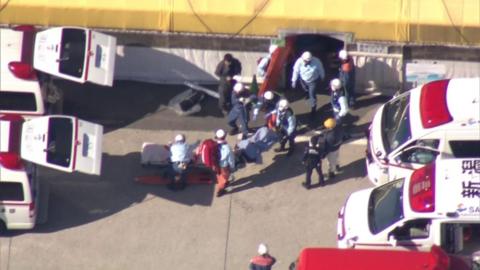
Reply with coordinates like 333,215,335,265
1,0,479,46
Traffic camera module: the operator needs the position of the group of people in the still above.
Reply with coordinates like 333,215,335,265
165,48,355,195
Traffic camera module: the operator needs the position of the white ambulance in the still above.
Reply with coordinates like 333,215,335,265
365,78,480,186
337,159,480,256
1,26,46,117
1,25,117,117
0,114,103,230
33,26,117,86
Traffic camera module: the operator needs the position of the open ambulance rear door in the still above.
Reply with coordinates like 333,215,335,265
33,27,116,86
20,116,103,175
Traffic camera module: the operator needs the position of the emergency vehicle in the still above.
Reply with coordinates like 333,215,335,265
1,26,46,117
0,114,103,230
365,78,480,186
33,26,116,86
337,159,480,257
289,246,475,270
1,25,117,117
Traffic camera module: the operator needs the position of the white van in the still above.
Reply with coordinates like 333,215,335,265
0,26,46,117
1,25,117,118
34,26,117,86
337,159,480,256
0,114,103,230
0,163,39,230
365,78,480,186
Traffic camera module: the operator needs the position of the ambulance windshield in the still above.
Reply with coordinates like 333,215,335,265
368,179,405,234
382,94,411,154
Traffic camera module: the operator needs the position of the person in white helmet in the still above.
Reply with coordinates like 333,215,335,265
291,51,325,120
329,78,349,124
252,90,282,121
338,49,356,106
261,90,281,113
273,99,297,156
215,53,242,114
249,243,276,270
227,82,250,138
214,129,235,197
167,133,199,191
257,44,278,78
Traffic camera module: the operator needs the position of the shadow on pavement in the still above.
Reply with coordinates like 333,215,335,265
59,80,227,134
325,158,367,186
226,143,307,195
32,152,215,233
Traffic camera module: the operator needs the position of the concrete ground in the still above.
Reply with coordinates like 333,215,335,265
0,80,390,270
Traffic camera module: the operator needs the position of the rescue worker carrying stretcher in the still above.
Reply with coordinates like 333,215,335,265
167,134,199,191
214,129,236,197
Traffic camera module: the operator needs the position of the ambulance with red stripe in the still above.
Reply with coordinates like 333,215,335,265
337,159,480,256
1,25,116,118
365,78,480,186
0,114,103,231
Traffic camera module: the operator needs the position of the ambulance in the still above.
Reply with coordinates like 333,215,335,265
337,159,480,257
33,26,117,86
1,25,117,117
1,26,46,117
365,78,480,186
0,114,103,230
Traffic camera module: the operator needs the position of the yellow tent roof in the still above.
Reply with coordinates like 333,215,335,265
1,0,479,46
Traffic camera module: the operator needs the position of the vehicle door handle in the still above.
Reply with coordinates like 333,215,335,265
9,209,15,214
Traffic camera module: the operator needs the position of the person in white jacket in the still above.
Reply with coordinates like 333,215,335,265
291,51,325,120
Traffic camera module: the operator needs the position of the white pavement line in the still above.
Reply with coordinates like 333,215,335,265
295,135,367,145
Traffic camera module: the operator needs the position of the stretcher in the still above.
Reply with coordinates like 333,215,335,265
135,166,215,185
136,143,216,186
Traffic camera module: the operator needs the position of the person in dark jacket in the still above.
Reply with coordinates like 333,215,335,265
249,243,276,270
302,134,327,189
323,118,344,179
215,53,242,114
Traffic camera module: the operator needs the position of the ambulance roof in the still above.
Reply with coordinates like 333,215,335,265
409,78,480,137
0,27,41,93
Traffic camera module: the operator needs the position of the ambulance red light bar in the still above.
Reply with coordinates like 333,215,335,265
409,163,436,213
420,80,453,128
0,152,23,170
13,25,35,32
8,61,36,80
